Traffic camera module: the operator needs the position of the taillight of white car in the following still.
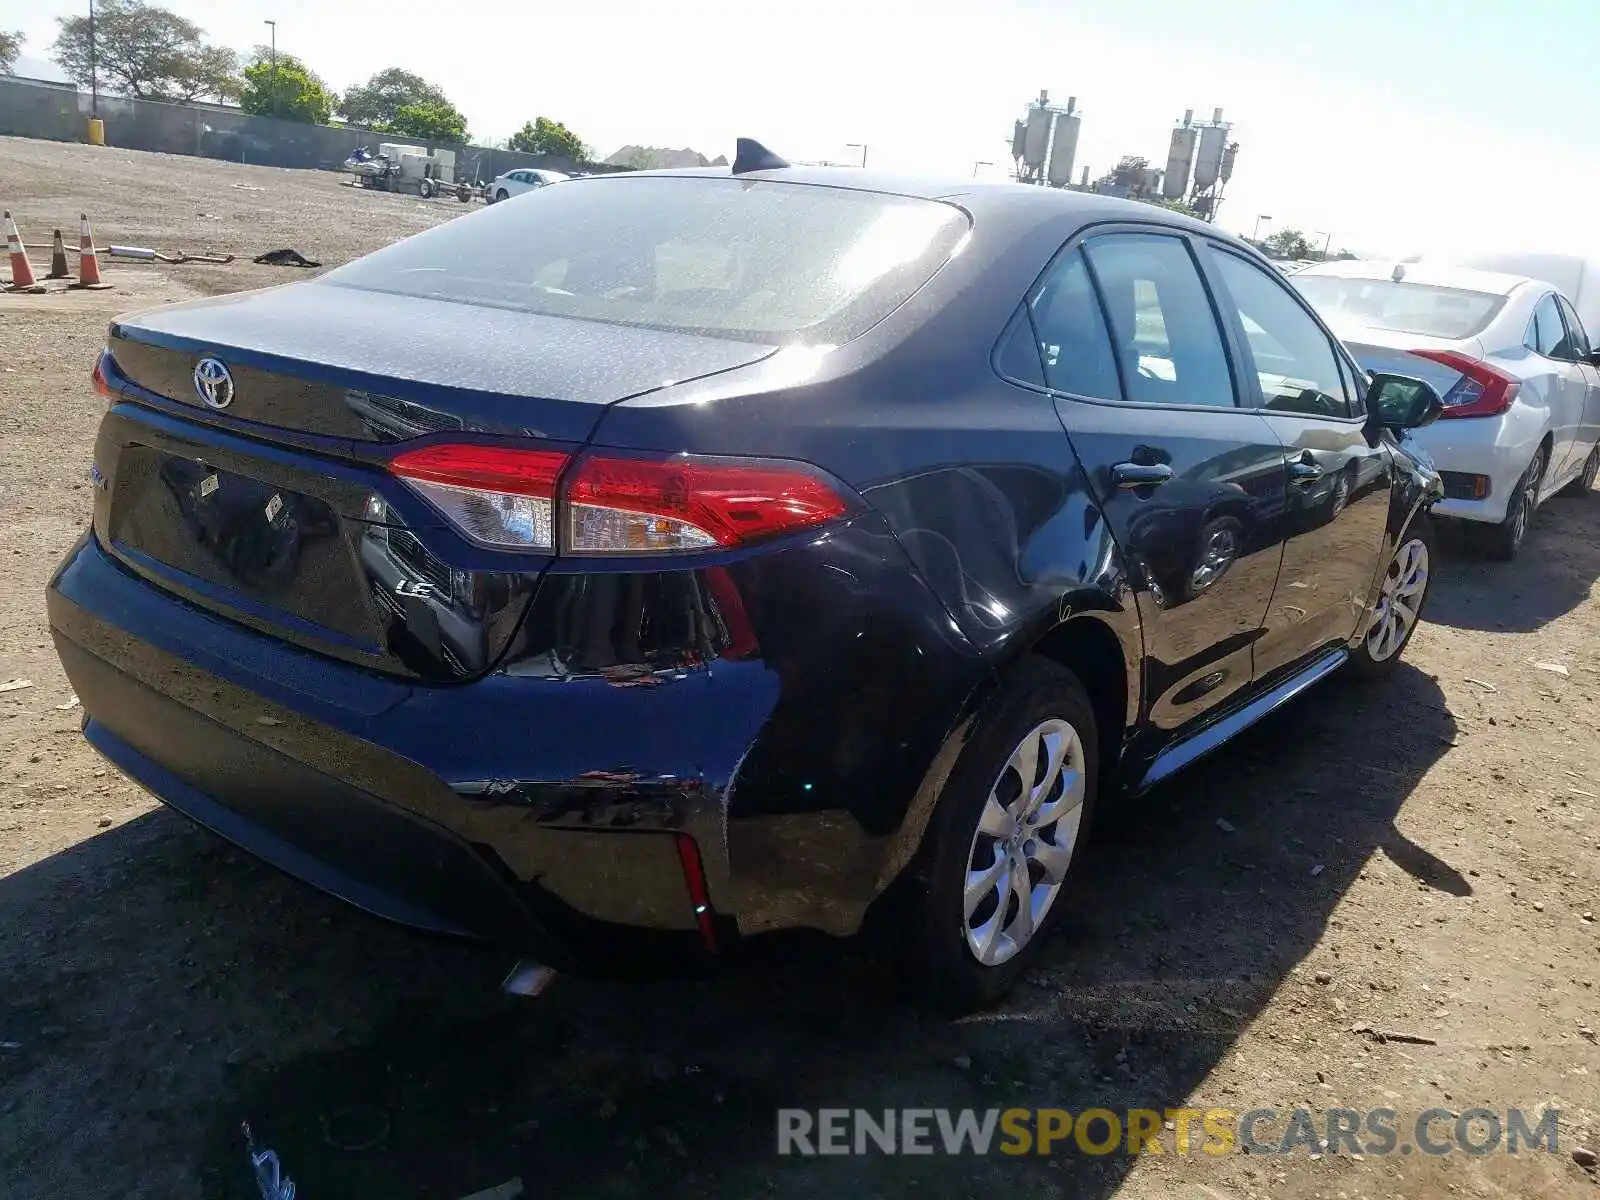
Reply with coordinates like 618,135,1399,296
1408,349,1521,419
389,443,849,555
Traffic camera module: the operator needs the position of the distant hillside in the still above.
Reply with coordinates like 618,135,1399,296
604,145,728,170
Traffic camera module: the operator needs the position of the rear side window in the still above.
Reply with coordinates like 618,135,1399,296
1532,294,1576,360
1557,295,1592,357
1027,249,1120,400
324,176,970,344
1209,249,1354,418
1294,275,1504,340
1082,234,1236,407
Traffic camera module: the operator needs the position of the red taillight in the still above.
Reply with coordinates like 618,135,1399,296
386,444,849,555
1408,349,1519,418
564,453,848,554
92,353,115,402
390,443,570,551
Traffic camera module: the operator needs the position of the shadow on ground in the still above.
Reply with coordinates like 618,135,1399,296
1,654,1460,1199
1426,492,1600,633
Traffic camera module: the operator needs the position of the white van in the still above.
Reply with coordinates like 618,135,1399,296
1441,253,1599,346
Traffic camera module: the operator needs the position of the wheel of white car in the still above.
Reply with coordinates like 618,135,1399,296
495,188,510,203
1473,442,1547,561
1350,514,1434,679
1561,445,1599,498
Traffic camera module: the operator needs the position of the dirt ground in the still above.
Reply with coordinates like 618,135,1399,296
1,137,1597,1200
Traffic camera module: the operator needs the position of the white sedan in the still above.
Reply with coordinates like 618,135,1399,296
1295,260,1600,558
485,168,569,203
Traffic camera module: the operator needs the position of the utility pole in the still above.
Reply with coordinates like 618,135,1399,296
88,0,97,116
263,19,277,117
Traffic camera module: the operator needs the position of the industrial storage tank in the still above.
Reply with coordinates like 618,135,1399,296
1163,124,1197,200
1046,108,1081,186
1193,113,1228,191
1220,141,1239,183
1022,105,1053,169
1011,120,1028,161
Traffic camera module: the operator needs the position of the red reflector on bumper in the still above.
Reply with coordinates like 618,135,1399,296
674,833,720,954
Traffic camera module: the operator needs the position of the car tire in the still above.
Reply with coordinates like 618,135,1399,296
1471,442,1547,561
1348,512,1435,679
1560,444,1599,497
897,656,1099,1013
495,188,510,203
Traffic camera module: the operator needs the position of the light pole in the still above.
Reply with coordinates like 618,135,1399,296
1252,214,1272,242
845,142,868,168
88,0,97,116
263,19,277,117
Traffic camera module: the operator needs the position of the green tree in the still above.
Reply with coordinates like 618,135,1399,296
384,99,468,143
1151,197,1201,219
239,49,333,124
1265,228,1315,260
507,116,585,161
339,67,449,128
50,0,237,101
0,29,23,75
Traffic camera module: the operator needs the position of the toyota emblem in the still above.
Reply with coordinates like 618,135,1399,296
193,357,234,409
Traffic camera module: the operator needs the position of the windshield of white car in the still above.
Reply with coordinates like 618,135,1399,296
324,176,971,344
1294,277,1505,340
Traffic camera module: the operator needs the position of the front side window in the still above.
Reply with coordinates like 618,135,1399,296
325,176,970,343
1210,249,1353,418
1080,234,1236,407
1338,353,1369,416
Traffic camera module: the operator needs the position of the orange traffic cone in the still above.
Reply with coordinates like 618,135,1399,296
46,228,70,279
3,210,43,292
72,212,111,290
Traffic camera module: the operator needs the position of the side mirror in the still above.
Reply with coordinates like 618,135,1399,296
1368,372,1444,430
1587,349,1600,369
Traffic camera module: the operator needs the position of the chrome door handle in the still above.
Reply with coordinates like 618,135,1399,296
1112,462,1173,488
1287,459,1324,483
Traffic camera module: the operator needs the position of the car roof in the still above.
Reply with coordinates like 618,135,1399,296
572,164,1230,232
1296,258,1535,298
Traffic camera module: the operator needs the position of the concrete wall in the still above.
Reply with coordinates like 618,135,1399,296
0,76,604,181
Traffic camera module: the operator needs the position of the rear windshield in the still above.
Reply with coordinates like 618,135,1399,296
324,175,970,344
1293,275,1505,339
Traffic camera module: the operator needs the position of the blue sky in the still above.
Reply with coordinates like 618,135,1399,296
4,0,1595,255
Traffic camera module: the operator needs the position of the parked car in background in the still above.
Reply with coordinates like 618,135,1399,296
486,168,569,203
49,156,1445,1011
1294,259,1600,558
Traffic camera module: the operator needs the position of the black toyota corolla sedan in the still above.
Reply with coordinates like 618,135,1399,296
47,142,1444,1010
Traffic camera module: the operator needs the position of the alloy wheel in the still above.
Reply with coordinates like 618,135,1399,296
1582,447,1599,491
1330,470,1350,516
1190,524,1237,592
1366,535,1429,662
1508,446,1546,550
962,718,1087,967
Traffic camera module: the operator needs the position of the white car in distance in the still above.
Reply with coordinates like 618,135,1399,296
1294,260,1600,559
486,168,569,204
